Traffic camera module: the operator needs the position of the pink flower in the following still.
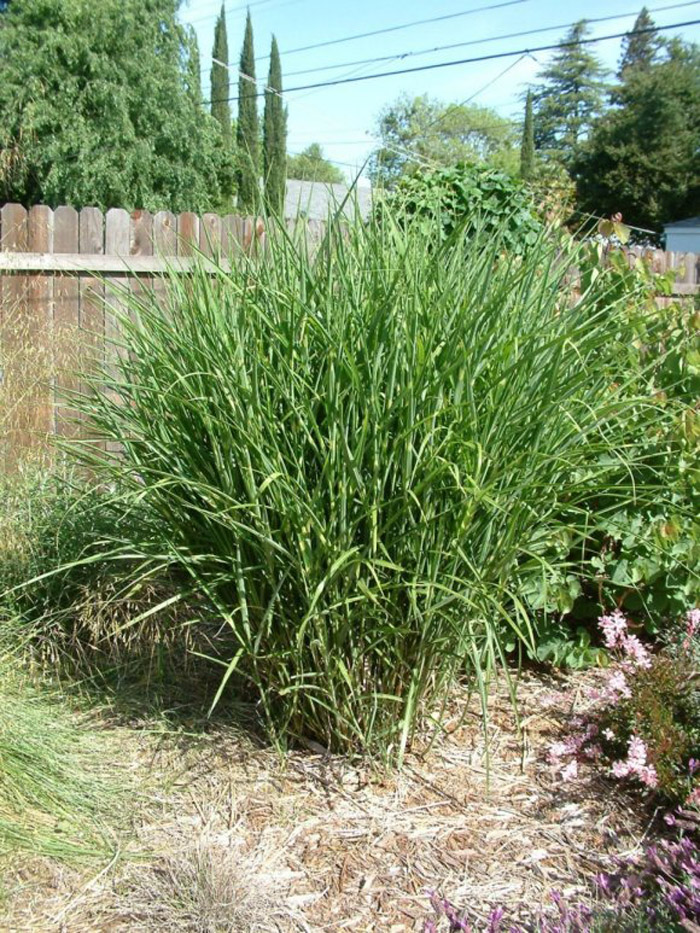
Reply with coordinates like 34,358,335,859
612,759,631,778
687,608,700,637
603,728,615,741
611,736,656,789
561,760,578,781
599,609,628,648
628,736,649,769
638,765,658,788
604,669,632,702
621,634,651,669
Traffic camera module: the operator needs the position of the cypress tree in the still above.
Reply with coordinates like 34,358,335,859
237,10,259,212
210,4,231,146
520,90,535,180
263,35,286,215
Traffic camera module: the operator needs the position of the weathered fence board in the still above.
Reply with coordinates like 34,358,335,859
0,202,698,465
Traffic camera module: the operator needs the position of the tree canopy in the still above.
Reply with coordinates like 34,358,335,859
0,0,234,211
531,21,608,165
576,35,700,236
369,94,518,186
287,144,345,184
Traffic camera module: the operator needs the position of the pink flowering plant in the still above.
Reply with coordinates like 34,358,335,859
548,608,700,806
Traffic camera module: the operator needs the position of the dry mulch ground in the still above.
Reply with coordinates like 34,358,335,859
3,671,656,932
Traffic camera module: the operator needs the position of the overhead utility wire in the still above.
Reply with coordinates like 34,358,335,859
205,19,700,105
255,0,532,60
187,0,288,28
198,0,533,73
277,0,700,79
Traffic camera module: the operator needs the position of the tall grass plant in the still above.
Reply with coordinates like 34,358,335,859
69,212,672,761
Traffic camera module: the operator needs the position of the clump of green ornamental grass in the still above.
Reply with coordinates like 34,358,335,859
0,623,123,877
70,211,670,763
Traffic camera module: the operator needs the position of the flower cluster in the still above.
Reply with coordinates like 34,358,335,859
597,608,651,668
548,607,700,804
596,835,700,927
610,735,657,788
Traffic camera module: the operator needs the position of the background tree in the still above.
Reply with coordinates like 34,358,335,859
210,4,232,147
0,0,234,211
263,36,286,214
575,37,700,236
184,26,202,105
236,10,259,212
531,21,608,167
520,90,535,180
369,94,518,187
618,7,662,77
287,144,344,184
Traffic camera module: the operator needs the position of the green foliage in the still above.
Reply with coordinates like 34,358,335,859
369,93,518,186
286,143,344,184
576,36,700,236
236,10,260,213
618,7,662,78
577,248,700,624
520,90,535,181
383,162,542,252
210,4,232,148
0,0,234,211
531,618,605,669
600,649,700,805
62,211,673,762
263,36,286,215
532,21,608,166
0,596,123,871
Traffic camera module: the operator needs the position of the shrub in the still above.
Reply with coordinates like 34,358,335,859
66,212,677,761
379,162,542,251
549,609,700,805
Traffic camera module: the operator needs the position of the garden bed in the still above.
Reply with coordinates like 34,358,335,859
2,671,653,932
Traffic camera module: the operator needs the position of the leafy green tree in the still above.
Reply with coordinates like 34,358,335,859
618,7,662,78
369,93,518,186
263,36,286,214
210,4,231,147
520,90,535,180
287,144,344,184
0,0,234,211
531,21,608,166
236,10,259,212
576,38,700,236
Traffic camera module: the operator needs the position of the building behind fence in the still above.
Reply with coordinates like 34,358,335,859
0,202,699,465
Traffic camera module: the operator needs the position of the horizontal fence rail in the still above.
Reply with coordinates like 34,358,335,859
0,202,698,467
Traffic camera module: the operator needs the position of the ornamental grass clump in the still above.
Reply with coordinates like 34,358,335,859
70,212,669,761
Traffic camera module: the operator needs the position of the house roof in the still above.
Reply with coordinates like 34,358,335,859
285,180,372,221
664,216,700,230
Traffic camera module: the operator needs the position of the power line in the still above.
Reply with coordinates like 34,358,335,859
186,0,291,29
255,0,532,61
205,19,700,105
271,0,700,80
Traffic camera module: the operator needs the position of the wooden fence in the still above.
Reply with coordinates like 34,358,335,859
0,202,699,465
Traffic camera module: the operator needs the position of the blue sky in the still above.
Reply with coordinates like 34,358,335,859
179,0,700,183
